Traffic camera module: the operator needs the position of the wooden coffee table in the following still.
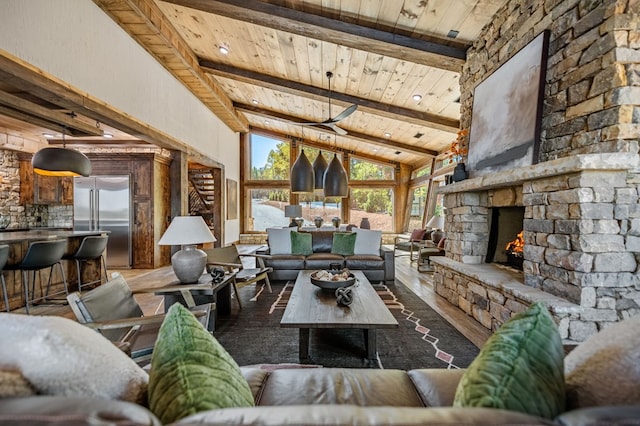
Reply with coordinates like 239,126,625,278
280,270,398,362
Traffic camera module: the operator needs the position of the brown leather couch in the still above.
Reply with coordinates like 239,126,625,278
2,367,638,425
258,230,395,284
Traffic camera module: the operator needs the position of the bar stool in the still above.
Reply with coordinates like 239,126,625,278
63,235,109,292
0,245,9,312
6,239,68,314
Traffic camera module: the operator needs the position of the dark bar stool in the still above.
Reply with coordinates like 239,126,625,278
6,239,68,314
0,245,9,312
63,235,109,292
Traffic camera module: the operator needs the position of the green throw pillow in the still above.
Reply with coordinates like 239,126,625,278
331,232,357,256
148,304,254,424
453,302,565,419
290,231,313,255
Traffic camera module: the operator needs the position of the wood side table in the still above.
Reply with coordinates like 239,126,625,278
153,272,237,332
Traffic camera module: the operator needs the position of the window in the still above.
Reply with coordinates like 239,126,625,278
411,165,432,179
349,188,393,230
350,157,394,180
250,134,290,180
247,188,291,231
408,186,427,230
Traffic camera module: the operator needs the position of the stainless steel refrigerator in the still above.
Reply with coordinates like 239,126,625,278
73,176,131,268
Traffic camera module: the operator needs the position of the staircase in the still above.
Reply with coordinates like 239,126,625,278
188,167,216,231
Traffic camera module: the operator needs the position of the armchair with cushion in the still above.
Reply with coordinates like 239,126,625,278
66,272,210,364
417,237,446,272
394,228,429,261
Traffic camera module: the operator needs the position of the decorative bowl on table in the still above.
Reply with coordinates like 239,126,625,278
310,269,356,291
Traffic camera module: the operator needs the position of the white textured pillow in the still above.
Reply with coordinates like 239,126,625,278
267,227,294,255
353,228,382,255
564,314,640,409
0,313,148,404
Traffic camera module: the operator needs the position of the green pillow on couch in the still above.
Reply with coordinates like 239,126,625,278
148,303,254,424
453,302,565,419
290,231,313,255
331,232,357,256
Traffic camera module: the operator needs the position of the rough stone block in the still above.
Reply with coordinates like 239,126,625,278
545,248,594,272
569,202,614,219
458,296,471,314
556,219,595,234
580,33,616,66
605,86,640,107
541,278,582,304
523,193,548,206
592,186,615,203
596,296,616,309
580,307,618,321
489,188,517,206
467,282,487,297
581,286,597,307
524,218,555,233
505,299,527,315
593,219,621,233
579,272,640,287
567,95,604,119
525,245,546,263
616,188,639,204
487,288,506,304
472,305,493,329
569,320,598,342
533,205,546,220
593,252,637,272
626,235,640,251
548,233,572,249
490,303,512,324
531,176,571,192
549,188,595,204
558,317,570,339
546,204,569,219
572,234,625,252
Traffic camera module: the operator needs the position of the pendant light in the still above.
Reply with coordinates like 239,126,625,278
323,153,348,197
312,151,328,189
290,148,314,193
32,128,92,177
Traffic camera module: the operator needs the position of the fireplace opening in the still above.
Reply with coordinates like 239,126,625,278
486,207,525,270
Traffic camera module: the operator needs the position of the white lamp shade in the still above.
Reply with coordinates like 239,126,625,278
158,216,217,246
426,215,444,230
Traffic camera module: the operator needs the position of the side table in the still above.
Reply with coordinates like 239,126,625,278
153,272,237,332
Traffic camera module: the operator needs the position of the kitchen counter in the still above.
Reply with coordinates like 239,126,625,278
0,229,109,244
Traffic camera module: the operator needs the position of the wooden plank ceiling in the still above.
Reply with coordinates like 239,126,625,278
1,0,508,168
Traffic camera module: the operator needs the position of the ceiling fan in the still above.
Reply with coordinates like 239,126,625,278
298,71,357,135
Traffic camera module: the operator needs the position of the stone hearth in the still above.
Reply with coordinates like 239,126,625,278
433,153,640,343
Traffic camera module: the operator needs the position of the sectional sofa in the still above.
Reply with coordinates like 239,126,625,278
257,228,395,284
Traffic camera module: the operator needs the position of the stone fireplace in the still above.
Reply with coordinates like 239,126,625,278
432,154,639,343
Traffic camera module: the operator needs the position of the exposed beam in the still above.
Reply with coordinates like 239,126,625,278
249,126,401,167
0,92,103,136
237,103,438,157
200,60,460,133
93,0,249,132
163,0,466,72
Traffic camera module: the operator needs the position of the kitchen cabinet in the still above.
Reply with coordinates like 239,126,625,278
18,155,73,205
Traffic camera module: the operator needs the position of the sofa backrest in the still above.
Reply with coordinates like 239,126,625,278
304,230,336,253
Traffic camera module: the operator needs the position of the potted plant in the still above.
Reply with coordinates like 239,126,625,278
449,129,469,182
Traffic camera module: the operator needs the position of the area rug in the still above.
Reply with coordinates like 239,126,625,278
214,280,480,370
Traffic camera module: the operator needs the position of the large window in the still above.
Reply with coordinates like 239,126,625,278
250,134,290,180
248,188,291,231
408,186,427,230
349,188,393,230
350,158,394,180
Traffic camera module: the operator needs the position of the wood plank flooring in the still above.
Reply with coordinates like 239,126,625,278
17,245,491,349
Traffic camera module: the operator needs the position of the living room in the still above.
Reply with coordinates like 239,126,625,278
1,0,639,424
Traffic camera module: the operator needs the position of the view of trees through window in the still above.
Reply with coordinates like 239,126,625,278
350,158,394,180
350,188,393,230
408,186,427,230
250,134,290,180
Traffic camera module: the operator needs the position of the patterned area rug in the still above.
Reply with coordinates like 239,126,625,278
214,279,480,370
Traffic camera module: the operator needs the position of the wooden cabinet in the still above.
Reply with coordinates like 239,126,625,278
18,155,73,205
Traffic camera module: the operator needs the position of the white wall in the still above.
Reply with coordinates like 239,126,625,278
0,0,240,244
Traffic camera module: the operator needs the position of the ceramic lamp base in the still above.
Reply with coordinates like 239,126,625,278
171,245,206,283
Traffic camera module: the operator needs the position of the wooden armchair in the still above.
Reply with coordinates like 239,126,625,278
66,272,210,364
204,245,273,309
394,229,429,261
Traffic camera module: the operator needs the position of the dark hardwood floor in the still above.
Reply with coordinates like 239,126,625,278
19,245,491,349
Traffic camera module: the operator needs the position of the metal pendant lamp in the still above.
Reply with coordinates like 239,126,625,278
312,151,328,189
32,129,92,177
323,153,348,197
290,149,314,193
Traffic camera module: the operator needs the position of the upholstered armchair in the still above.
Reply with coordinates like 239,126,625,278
393,229,429,261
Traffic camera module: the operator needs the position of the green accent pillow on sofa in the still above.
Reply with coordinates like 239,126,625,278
331,232,357,256
453,302,565,419
148,304,254,424
290,231,313,255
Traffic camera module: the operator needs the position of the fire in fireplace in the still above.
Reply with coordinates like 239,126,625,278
505,231,524,269
486,206,525,269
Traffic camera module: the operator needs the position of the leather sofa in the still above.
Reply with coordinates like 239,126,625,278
257,230,395,284
2,367,638,425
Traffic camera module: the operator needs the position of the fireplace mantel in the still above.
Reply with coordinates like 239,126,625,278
439,153,639,194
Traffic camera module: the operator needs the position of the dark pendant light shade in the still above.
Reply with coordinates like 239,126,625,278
312,151,328,190
323,153,348,197
290,149,314,193
32,147,92,177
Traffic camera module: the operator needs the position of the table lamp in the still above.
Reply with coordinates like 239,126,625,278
158,216,217,283
426,215,445,244
284,204,302,227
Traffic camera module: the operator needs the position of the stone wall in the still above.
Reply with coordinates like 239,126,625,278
0,150,24,226
438,0,640,341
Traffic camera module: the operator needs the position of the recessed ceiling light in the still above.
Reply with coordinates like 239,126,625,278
395,151,401,155
447,29,460,39
264,120,269,125
372,148,378,152
251,99,259,105
103,132,113,138
412,94,422,101
219,45,229,55
42,133,54,139
384,132,391,138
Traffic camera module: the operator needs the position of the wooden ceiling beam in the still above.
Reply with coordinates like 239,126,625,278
237,103,438,157
200,60,460,133
0,92,103,137
163,0,466,72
